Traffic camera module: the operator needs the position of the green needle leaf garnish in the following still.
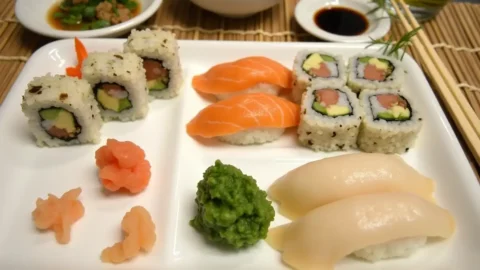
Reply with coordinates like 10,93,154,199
366,27,422,60
367,0,398,20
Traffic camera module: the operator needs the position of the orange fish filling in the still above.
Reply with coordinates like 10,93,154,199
101,206,156,264
376,94,407,109
363,64,387,81
308,62,331,78
31,187,85,244
314,88,339,106
95,139,151,193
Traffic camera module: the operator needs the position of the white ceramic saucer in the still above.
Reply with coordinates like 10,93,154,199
295,0,391,43
15,0,163,39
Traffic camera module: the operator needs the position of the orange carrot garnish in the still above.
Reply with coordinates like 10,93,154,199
65,37,88,79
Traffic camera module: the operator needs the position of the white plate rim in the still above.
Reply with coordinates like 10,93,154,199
2,39,480,269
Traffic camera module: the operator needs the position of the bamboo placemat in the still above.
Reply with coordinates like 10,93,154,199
1,0,480,175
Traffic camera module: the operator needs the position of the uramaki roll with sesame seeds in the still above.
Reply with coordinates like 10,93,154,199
297,82,363,152
21,74,102,147
357,89,423,154
291,50,347,104
123,29,183,100
82,52,149,122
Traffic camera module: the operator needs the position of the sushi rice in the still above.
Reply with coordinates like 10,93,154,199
21,74,102,147
298,83,363,152
357,89,422,154
82,52,149,122
352,237,427,262
347,53,405,93
218,128,285,145
292,50,346,103
124,29,183,100
214,83,282,101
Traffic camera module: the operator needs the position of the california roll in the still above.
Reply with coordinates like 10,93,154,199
347,53,404,93
21,74,102,147
81,52,149,121
298,83,362,152
292,50,346,103
124,29,183,99
357,89,422,154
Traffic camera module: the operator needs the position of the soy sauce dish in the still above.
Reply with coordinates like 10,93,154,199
15,0,163,39
294,0,391,43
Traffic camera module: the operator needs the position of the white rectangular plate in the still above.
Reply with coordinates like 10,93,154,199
1,39,480,270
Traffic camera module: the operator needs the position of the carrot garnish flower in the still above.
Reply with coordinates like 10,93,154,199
65,37,88,79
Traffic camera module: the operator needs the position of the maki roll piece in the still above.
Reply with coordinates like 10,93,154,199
124,29,183,99
292,50,346,103
21,75,102,147
347,53,405,93
82,52,149,122
298,83,363,152
357,89,422,154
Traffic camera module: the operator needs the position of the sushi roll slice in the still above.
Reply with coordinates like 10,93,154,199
21,74,102,147
357,89,422,154
186,93,300,145
298,83,362,152
82,52,149,122
292,50,346,103
123,29,183,99
347,53,405,92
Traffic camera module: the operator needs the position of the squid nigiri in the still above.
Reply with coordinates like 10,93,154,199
186,93,300,145
268,153,435,220
266,192,455,270
192,56,292,100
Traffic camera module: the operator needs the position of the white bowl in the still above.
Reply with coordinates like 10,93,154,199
15,0,163,39
190,0,280,18
295,0,391,43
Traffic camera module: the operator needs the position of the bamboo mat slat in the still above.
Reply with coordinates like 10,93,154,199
1,0,480,175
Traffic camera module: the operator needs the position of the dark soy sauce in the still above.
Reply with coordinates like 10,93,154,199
314,7,369,36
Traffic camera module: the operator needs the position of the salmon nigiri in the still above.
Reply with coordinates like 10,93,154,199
192,56,292,100
186,93,300,145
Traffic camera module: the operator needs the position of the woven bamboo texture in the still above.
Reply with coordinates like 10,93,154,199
1,0,480,176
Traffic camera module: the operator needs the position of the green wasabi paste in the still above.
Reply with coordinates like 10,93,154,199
189,160,275,249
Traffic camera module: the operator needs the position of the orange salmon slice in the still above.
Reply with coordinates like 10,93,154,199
192,56,292,94
186,93,300,138
376,94,407,109
309,63,331,78
315,89,339,106
364,64,386,81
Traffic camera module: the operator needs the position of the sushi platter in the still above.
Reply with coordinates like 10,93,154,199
1,34,480,270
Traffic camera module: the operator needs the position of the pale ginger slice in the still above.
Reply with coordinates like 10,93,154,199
101,206,156,264
32,187,85,244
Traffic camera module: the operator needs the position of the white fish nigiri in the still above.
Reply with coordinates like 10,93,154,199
266,192,455,270
268,153,435,220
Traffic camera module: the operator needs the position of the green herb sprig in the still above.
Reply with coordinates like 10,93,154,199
367,0,397,20
366,27,422,60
